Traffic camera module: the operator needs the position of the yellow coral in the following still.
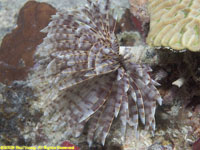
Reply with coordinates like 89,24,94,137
147,0,200,52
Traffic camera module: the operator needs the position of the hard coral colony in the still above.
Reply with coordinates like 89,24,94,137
33,0,162,146
147,0,200,51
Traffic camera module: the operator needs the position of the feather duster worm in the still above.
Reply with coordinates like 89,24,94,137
32,0,162,146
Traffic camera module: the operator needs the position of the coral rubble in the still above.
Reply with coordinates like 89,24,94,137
0,81,41,145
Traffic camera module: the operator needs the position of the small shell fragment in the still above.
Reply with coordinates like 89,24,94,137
172,77,185,88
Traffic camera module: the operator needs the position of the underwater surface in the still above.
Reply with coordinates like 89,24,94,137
0,0,199,150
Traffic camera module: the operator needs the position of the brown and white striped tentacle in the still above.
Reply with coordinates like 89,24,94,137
79,73,115,123
129,78,146,125
127,91,139,135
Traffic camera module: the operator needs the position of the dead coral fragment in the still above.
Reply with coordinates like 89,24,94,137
32,0,162,146
147,0,200,51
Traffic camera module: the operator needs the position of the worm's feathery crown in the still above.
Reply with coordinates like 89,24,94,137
32,0,163,146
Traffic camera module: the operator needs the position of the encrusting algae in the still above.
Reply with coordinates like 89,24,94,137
29,0,162,147
147,0,200,52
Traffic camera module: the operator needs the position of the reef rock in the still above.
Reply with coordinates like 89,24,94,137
129,0,149,23
0,1,56,84
0,81,41,145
